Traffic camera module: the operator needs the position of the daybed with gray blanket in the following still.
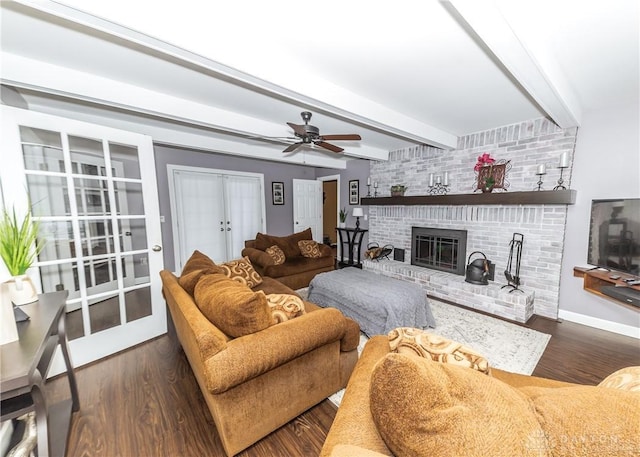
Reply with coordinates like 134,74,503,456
308,268,436,336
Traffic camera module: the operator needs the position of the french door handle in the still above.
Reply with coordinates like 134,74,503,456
227,228,231,231
152,245,162,252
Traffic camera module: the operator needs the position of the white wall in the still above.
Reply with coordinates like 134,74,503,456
559,101,640,334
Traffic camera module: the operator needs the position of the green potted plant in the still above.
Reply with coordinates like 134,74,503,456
0,206,43,305
339,207,347,228
390,185,408,197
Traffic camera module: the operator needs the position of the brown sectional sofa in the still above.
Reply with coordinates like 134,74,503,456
160,252,359,456
321,336,640,457
242,228,334,290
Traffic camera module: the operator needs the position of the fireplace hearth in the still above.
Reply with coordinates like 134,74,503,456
411,227,467,275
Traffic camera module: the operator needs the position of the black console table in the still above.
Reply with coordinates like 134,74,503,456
1,291,79,457
336,227,368,269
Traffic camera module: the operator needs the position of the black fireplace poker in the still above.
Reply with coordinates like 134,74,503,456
502,233,524,293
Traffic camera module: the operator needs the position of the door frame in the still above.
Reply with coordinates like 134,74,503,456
167,164,266,272
318,174,341,254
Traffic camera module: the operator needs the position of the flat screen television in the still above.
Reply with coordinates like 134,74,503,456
587,198,640,276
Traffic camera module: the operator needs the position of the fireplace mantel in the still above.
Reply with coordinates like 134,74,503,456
360,189,576,206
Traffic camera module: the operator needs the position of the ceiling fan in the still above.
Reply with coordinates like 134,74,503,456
283,111,361,153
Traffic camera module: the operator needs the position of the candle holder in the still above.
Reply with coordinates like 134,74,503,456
373,182,378,197
534,172,546,191
428,182,450,195
366,183,371,197
554,166,568,190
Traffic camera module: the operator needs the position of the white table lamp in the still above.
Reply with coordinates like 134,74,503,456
352,207,364,229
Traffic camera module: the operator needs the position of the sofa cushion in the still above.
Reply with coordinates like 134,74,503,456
298,240,323,258
194,273,272,338
263,255,335,277
265,245,286,265
219,256,263,288
598,366,640,392
388,327,490,375
519,384,640,457
178,250,224,296
369,353,543,457
254,228,312,258
370,353,640,457
266,293,306,323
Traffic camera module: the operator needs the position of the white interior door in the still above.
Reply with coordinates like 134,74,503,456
0,106,166,373
170,169,226,268
169,165,266,269
293,179,323,241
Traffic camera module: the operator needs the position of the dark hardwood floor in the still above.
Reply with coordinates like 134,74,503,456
47,312,639,457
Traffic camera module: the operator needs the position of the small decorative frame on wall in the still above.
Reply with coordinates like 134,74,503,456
272,182,284,205
349,179,360,204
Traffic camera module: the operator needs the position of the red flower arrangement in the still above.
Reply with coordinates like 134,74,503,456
474,153,495,172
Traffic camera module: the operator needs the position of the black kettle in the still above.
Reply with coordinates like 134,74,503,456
465,251,490,285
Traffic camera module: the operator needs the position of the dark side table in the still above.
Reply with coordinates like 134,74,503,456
1,290,79,457
336,227,368,268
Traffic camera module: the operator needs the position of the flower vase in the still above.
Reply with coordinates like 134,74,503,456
0,282,19,344
6,275,38,306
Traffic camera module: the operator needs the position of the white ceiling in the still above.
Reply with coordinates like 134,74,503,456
1,0,638,168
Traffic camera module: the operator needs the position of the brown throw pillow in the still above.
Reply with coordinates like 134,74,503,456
370,353,542,457
194,273,272,337
388,327,490,374
298,240,323,258
219,256,263,288
266,293,306,324
254,228,312,257
178,250,223,296
265,245,286,265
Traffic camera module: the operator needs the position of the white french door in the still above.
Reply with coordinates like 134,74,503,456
0,106,166,372
293,179,323,242
168,165,266,270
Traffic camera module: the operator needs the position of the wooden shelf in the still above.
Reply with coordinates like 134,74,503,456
361,189,576,206
573,267,640,311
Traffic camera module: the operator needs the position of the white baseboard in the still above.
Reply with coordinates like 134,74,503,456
558,309,640,339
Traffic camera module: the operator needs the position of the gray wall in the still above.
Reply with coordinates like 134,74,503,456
559,101,640,330
155,145,316,271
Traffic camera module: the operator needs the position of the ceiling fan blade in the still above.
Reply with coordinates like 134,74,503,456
283,142,302,153
287,122,307,137
316,141,344,153
320,134,362,141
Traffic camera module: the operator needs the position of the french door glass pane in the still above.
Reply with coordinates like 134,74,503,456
65,305,85,341
74,177,110,216
79,219,115,257
88,293,121,334
39,261,78,296
120,218,148,251
109,142,141,179
37,221,74,262
125,287,151,322
20,127,65,173
122,253,148,281
114,181,144,215
69,136,105,173
26,175,69,217
84,257,118,290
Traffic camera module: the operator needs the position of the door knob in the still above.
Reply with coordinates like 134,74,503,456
227,228,231,231
220,228,224,231
152,245,162,252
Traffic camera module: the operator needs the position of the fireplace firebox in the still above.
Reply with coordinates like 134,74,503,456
411,227,467,275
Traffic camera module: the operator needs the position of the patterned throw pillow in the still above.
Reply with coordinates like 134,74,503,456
265,245,286,265
219,256,263,288
298,240,322,258
265,293,306,324
388,327,490,375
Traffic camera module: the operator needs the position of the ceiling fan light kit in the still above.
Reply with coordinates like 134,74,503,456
283,111,361,154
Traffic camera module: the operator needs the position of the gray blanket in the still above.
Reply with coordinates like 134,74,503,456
308,268,436,337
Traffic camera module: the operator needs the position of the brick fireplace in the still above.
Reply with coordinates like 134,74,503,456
365,117,578,322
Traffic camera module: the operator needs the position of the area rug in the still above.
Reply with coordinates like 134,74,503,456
297,289,551,406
